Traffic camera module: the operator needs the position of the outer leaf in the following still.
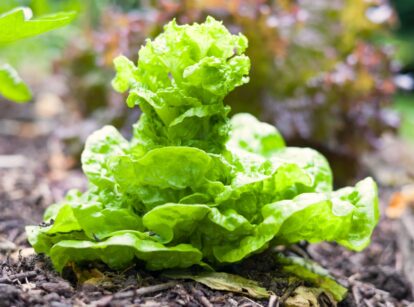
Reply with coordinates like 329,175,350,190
81,126,129,189
276,254,347,302
227,113,285,157
0,8,76,44
49,231,203,272
112,146,223,190
215,162,314,221
143,204,211,243
0,64,31,102
270,147,333,193
111,55,137,93
26,225,88,254
72,204,143,240
335,177,380,250
165,271,270,299
212,177,378,263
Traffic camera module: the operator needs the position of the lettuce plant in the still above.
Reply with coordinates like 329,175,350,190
26,17,379,272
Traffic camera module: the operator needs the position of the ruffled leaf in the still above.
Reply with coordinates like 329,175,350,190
27,17,379,278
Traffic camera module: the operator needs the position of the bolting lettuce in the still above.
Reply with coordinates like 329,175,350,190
26,17,379,272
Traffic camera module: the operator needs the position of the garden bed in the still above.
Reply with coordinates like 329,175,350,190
0,102,413,306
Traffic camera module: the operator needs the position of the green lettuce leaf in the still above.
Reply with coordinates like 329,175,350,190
209,178,378,263
0,8,76,44
276,254,347,301
227,113,285,157
81,126,129,189
113,16,250,153
49,231,203,272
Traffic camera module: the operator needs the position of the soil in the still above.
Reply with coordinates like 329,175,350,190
1,100,413,307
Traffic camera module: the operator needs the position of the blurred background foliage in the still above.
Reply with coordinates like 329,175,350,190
389,0,414,145
0,0,413,185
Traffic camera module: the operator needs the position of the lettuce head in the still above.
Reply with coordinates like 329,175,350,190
26,17,379,272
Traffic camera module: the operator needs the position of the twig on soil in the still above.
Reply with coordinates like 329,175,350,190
279,280,301,303
190,286,213,307
239,296,264,307
364,299,376,307
136,282,177,296
289,245,309,259
90,295,113,307
120,264,135,275
349,275,399,307
268,294,279,307
113,281,177,299
352,286,362,306
0,270,37,283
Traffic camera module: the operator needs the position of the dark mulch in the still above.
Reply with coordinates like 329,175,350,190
1,101,413,306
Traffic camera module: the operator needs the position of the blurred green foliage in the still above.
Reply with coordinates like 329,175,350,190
0,8,76,44
389,0,414,71
392,0,414,35
394,94,414,142
0,64,31,102
0,1,79,75
388,1,414,144
0,6,75,102
0,0,80,15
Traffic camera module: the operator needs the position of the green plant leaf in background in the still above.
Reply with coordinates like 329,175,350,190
0,7,76,103
0,7,76,44
0,64,32,102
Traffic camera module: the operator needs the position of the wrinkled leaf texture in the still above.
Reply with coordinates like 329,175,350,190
27,17,379,273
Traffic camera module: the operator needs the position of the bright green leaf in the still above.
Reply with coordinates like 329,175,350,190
0,64,31,102
0,7,76,44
